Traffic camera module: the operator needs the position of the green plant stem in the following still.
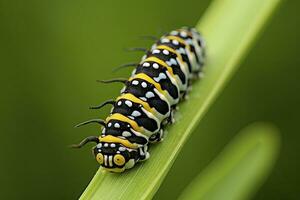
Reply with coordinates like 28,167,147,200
178,123,280,200
80,0,281,199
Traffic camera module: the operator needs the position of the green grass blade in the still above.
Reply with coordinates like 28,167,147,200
80,0,281,199
178,123,280,200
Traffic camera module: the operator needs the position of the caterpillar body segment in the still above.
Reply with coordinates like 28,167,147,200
122,77,172,120
145,47,189,92
111,98,161,136
154,36,194,76
135,61,180,104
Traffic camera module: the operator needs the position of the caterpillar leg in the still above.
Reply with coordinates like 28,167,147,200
149,129,164,143
167,107,176,124
138,145,150,161
161,106,176,126
181,85,193,101
190,71,204,80
198,71,204,79
150,108,174,144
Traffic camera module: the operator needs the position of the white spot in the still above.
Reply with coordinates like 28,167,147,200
132,110,141,117
108,123,112,127
96,143,102,148
102,128,106,133
110,143,116,148
114,123,120,128
146,91,155,98
119,147,126,151
125,100,132,107
154,73,167,82
117,101,122,106
186,38,193,45
172,40,179,45
104,143,109,147
180,31,187,37
140,97,147,101
122,131,132,137
161,38,170,43
152,49,160,54
166,58,177,66
170,58,177,65
128,116,134,120
163,50,169,55
171,30,178,35
178,47,186,54
143,62,150,67
153,63,159,69
132,80,139,85
141,82,147,88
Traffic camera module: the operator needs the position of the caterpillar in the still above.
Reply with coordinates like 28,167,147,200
72,27,206,173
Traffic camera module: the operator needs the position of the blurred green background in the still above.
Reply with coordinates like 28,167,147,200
1,0,299,199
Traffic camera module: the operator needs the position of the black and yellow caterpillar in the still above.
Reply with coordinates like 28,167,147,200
72,27,206,172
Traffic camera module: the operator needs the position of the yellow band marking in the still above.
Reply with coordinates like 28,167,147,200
165,35,187,45
156,45,183,61
166,35,192,52
99,135,138,149
129,73,166,96
106,113,143,133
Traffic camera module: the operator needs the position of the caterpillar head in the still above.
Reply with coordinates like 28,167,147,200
93,142,139,173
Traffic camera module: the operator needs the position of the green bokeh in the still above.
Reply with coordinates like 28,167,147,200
0,0,298,199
